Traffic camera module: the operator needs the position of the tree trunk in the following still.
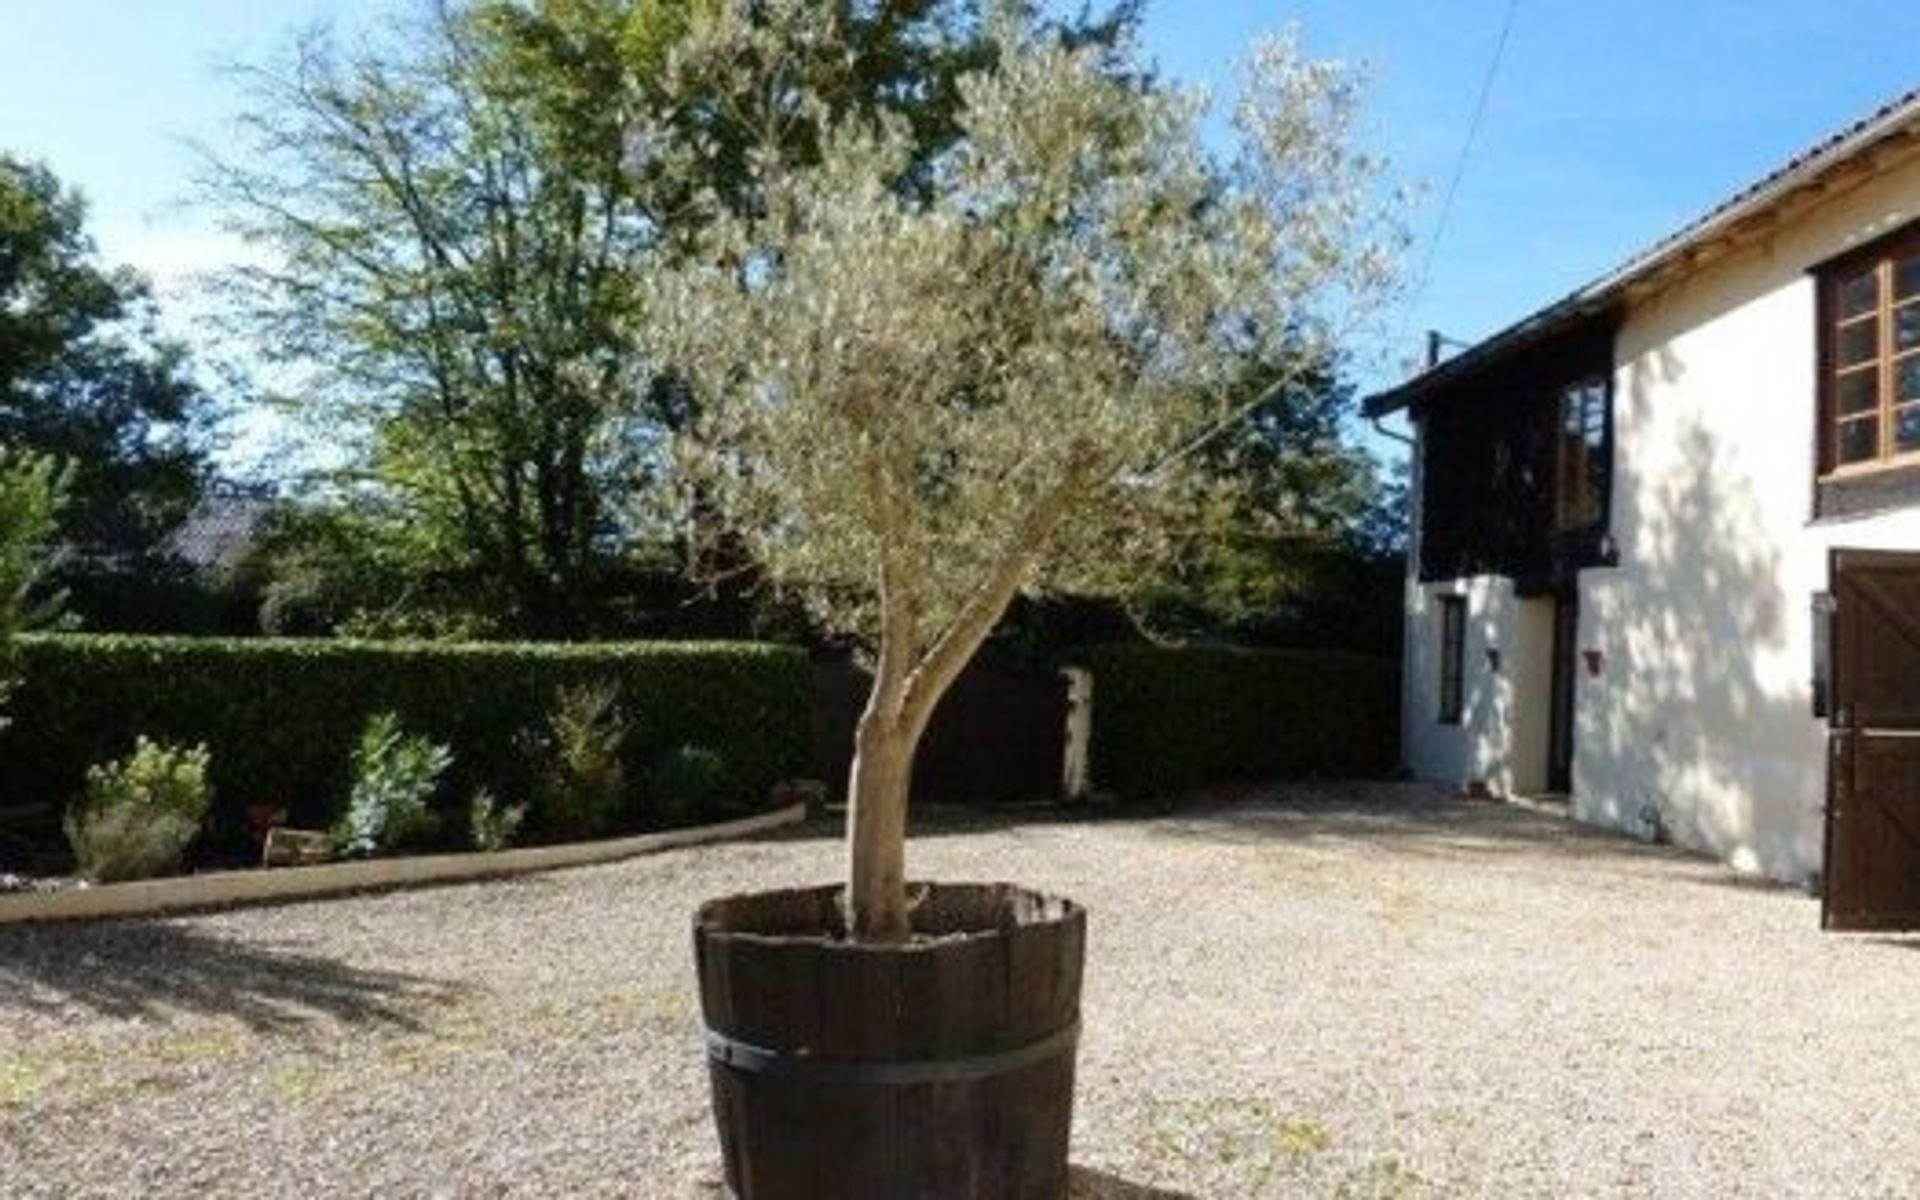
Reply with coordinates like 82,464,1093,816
845,704,915,942
839,460,1086,942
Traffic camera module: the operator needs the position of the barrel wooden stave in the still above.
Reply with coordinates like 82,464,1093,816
695,883,1085,1200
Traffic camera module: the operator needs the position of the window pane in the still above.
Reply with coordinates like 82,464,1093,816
1839,317,1880,367
1901,357,1920,404
1560,381,1605,443
1838,415,1881,465
1898,303,1920,353
1438,597,1465,724
1898,256,1920,303
1555,379,1609,531
1840,270,1880,319
1579,382,1605,445
1838,366,1880,414
1899,405,1920,455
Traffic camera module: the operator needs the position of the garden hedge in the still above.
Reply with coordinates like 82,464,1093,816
0,635,811,859
1070,645,1399,800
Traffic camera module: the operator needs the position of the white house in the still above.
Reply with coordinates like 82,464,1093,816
1365,86,1920,930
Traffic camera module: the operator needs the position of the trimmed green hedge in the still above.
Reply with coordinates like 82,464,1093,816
1071,645,1399,800
0,635,811,858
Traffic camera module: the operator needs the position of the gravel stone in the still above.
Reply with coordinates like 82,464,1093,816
2,783,1914,1198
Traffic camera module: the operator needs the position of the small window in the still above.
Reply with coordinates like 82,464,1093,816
1554,378,1609,532
1822,236,1920,473
1438,596,1466,725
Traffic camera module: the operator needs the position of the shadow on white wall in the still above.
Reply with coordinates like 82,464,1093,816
1582,344,1820,880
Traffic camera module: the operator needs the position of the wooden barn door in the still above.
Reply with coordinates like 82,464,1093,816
1823,549,1920,930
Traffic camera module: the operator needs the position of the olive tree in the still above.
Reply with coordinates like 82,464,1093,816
642,8,1399,940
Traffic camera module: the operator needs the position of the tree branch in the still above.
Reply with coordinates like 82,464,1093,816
899,451,1091,736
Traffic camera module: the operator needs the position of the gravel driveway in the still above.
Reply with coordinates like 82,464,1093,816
2,782,1914,1198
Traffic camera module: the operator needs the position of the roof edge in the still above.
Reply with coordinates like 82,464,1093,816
1364,84,1920,419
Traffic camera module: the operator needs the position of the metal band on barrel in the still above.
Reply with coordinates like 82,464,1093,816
703,1017,1080,1085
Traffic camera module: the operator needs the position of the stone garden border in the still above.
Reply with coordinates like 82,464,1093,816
0,802,808,926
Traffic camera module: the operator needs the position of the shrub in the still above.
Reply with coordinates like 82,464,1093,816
0,636,811,858
468,788,527,853
0,453,66,729
333,713,450,857
64,737,212,882
528,682,628,839
1069,645,1400,801
647,745,735,826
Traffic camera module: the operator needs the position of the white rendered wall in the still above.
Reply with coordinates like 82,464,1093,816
1400,445,1556,797
1402,151,1920,884
1575,152,1920,884
1403,574,1555,797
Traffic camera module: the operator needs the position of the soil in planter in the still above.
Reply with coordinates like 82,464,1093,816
695,883,1085,1200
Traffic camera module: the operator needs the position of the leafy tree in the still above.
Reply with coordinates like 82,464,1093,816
248,500,507,638
206,0,1139,636
642,6,1399,938
1130,346,1407,650
0,454,66,727
0,156,212,561
206,3,651,633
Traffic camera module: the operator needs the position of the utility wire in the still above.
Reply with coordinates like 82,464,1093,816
1416,0,1521,296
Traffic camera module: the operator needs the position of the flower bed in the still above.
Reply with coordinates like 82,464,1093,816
0,635,813,872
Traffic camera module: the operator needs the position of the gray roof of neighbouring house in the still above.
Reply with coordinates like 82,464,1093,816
1365,84,1920,417
160,490,276,572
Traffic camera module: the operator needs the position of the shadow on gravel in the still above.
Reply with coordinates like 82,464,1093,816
1068,1166,1196,1198
730,805,1117,848
1144,795,1641,857
739,785,1809,906
1140,787,1813,903
0,921,459,1031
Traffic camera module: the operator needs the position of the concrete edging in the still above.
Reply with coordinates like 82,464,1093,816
0,802,809,926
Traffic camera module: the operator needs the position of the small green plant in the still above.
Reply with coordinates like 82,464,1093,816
646,744,733,826
529,683,628,838
1275,1117,1332,1160
333,712,450,857
64,737,212,882
468,788,527,853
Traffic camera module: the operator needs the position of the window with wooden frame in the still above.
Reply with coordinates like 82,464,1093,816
1553,377,1610,532
1438,596,1466,725
1821,232,1920,474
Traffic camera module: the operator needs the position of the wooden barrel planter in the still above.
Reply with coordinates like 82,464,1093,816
694,883,1086,1200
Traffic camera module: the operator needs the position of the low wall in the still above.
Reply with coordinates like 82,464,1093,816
0,803,806,925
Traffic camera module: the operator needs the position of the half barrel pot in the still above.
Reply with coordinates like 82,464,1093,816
694,882,1086,1200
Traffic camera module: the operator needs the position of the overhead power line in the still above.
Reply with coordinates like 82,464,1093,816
1417,0,1521,295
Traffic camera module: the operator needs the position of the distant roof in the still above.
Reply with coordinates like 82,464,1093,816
162,490,275,572
1365,84,1920,418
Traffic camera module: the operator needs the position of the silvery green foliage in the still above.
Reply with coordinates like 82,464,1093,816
641,7,1402,660
468,787,528,853
65,737,212,883
334,712,451,857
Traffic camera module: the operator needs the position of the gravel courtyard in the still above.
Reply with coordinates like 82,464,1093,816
3,783,1915,1198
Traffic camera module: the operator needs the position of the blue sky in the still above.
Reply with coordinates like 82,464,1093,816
4,1,1920,424
1137,1,1920,400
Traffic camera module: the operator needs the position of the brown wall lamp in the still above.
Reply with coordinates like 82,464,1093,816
1583,648,1605,677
